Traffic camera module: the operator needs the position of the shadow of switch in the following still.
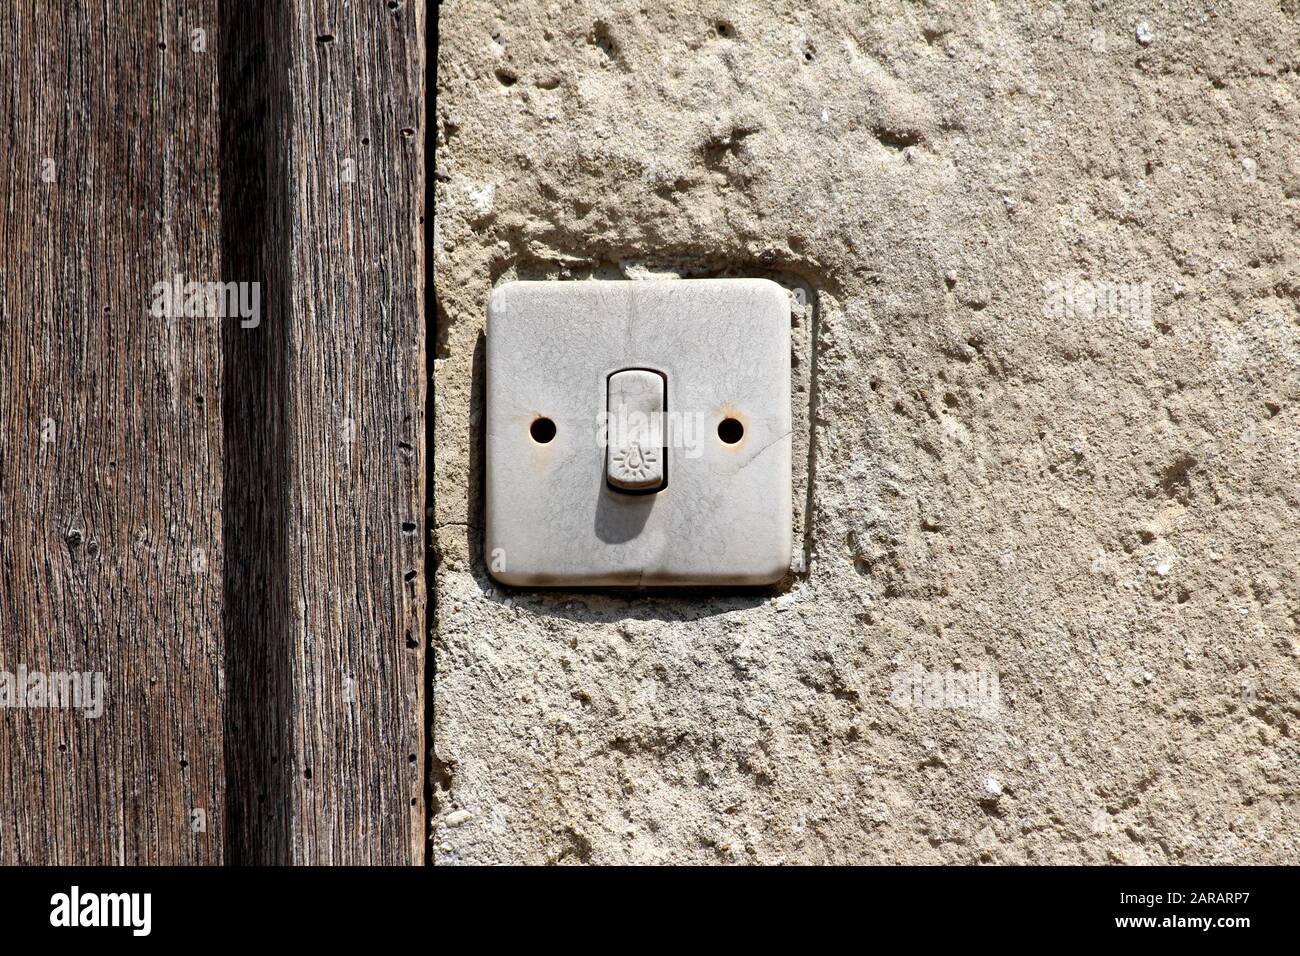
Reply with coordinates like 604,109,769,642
594,485,656,543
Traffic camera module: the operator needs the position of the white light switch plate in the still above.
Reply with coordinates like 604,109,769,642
485,278,793,587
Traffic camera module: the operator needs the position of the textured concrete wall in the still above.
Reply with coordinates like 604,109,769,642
433,0,1300,863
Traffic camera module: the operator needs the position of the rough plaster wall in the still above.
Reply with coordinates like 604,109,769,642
433,0,1300,863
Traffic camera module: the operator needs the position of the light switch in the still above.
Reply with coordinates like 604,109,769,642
486,277,792,587
606,369,666,493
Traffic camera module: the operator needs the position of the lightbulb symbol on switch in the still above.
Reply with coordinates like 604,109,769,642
612,442,657,482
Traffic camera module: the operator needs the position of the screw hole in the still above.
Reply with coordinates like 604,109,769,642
717,418,744,444
530,417,556,443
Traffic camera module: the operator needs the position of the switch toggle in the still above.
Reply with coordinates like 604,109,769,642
606,368,666,492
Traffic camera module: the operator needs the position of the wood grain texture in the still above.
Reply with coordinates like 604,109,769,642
222,0,428,864
283,0,426,865
0,1,225,863
0,0,425,865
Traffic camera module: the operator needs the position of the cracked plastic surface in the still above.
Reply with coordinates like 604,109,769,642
485,278,793,586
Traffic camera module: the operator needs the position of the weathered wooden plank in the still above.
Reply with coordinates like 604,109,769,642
281,0,426,865
0,2,225,863
0,0,425,865
220,0,427,864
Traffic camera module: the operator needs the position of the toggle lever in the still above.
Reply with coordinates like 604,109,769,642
606,369,666,493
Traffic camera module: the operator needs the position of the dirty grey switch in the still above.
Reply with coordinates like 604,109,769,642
485,277,792,587
606,369,665,492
